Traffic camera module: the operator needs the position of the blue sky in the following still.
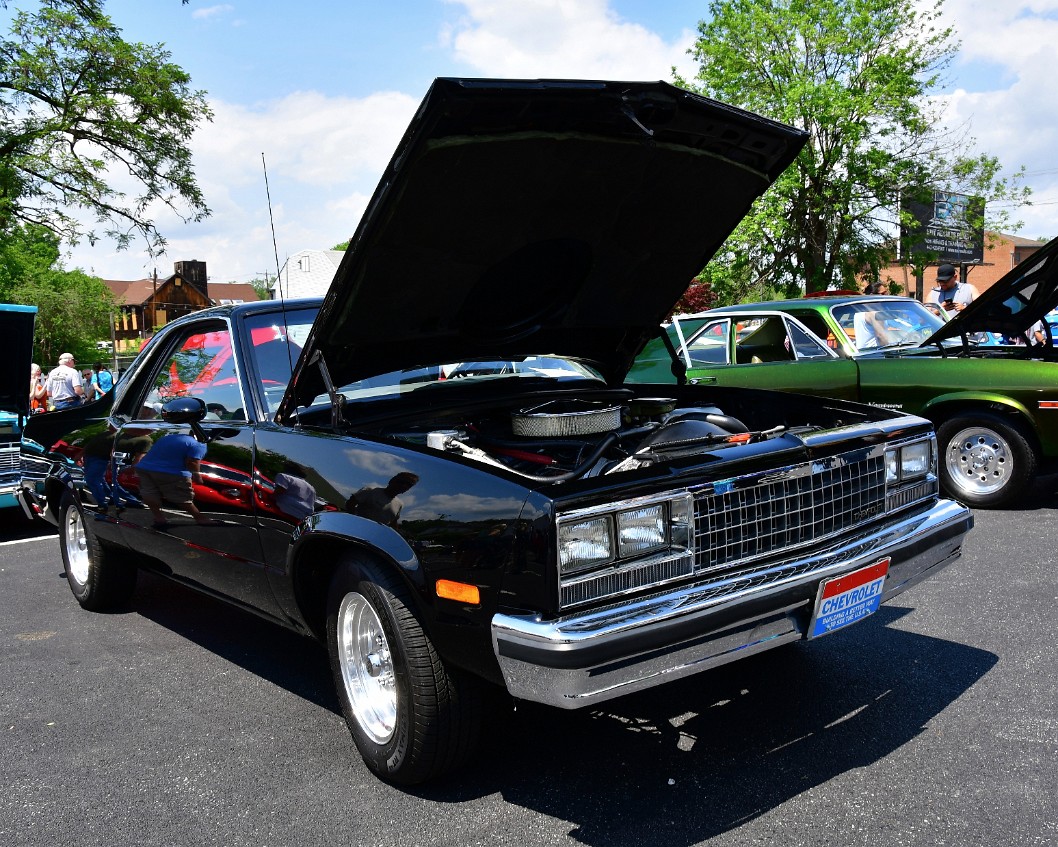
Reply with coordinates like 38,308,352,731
40,0,1058,284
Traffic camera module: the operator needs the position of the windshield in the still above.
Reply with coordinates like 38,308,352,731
831,299,945,351
314,356,604,406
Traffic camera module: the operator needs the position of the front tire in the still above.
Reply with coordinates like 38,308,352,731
59,494,138,611
326,556,481,785
937,412,1037,508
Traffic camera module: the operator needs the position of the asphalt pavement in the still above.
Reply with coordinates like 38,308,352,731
0,494,1055,847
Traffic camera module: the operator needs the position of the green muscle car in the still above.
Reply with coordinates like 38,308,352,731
629,238,1058,508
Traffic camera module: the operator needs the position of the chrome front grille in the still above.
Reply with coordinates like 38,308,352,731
694,454,887,575
555,442,935,611
0,444,18,473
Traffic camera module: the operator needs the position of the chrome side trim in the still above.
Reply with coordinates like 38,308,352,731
492,498,971,709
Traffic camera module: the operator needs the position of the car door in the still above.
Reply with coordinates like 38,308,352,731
686,314,859,399
111,319,278,614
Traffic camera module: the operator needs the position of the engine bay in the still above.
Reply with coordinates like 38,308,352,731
383,395,802,482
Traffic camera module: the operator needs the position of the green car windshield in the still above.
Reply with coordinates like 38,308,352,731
830,299,946,351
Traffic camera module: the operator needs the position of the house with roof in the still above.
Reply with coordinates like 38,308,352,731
102,260,259,353
269,249,345,299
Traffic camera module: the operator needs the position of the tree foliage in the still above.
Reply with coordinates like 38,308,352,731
0,223,116,365
676,0,1031,297
0,0,212,256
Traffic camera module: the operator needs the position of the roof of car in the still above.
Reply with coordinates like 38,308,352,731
167,297,325,323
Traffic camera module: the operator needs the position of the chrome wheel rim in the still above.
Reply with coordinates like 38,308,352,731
336,592,396,745
64,506,90,586
945,426,1012,497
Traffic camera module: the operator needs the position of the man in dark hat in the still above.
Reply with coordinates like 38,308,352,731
927,263,977,313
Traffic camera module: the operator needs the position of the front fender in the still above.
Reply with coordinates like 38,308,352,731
289,510,421,586
920,391,1034,423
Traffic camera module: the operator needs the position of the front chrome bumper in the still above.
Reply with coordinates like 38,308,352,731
491,498,972,709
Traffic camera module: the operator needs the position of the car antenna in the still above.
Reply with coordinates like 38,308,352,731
262,152,297,412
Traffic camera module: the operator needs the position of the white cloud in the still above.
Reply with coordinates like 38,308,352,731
67,0,1058,285
935,0,1058,238
191,5,234,21
67,89,419,281
440,0,698,81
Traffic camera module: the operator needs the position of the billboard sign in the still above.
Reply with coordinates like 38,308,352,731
903,189,984,264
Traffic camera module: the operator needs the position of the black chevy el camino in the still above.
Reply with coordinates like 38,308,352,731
19,78,973,785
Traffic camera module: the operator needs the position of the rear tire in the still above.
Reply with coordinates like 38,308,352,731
59,494,138,611
326,556,481,785
937,412,1036,508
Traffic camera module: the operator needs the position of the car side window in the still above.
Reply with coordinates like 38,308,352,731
789,310,837,349
138,326,246,421
787,320,835,359
734,317,795,364
686,319,731,365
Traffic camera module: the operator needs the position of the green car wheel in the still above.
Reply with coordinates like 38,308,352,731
937,412,1037,508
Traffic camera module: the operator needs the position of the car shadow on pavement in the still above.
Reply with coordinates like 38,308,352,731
425,606,997,845
127,570,995,844
131,569,339,713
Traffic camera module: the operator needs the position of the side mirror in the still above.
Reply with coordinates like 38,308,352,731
161,397,209,443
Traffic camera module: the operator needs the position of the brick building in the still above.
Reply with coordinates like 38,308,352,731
878,232,1045,301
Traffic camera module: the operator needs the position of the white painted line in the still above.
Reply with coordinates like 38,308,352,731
0,535,56,547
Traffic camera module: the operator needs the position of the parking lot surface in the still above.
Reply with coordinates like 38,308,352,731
1,496,1055,847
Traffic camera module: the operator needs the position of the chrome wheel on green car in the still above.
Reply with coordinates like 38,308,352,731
937,412,1037,508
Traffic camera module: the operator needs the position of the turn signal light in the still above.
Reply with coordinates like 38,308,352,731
435,579,481,605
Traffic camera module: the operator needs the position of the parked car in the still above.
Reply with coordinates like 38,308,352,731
19,78,972,785
1,304,36,510
646,254,1058,507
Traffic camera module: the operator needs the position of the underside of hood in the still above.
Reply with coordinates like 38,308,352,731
285,78,808,413
923,236,1058,344
1,305,36,419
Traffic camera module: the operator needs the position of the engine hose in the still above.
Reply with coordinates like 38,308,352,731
502,432,621,483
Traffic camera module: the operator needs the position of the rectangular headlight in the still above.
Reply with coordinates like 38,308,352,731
558,515,614,574
900,441,931,479
617,504,667,557
887,440,933,483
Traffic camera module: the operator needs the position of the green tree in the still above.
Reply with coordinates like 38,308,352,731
249,277,273,301
0,223,116,364
676,0,1031,296
0,0,212,256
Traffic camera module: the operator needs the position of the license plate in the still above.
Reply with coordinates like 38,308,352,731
809,558,890,639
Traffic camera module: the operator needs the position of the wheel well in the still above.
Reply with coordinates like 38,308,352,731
290,536,420,642
927,402,1040,454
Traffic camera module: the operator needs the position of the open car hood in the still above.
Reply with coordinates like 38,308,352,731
0,305,37,419
284,78,807,412
923,236,1058,345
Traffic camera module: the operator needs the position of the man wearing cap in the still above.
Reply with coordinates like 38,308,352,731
927,263,977,313
45,353,85,410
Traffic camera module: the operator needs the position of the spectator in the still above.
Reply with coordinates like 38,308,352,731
91,361,114,399
45,353,84,410
1026,319,1047,345
927,264,977,313
29,363,48,414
